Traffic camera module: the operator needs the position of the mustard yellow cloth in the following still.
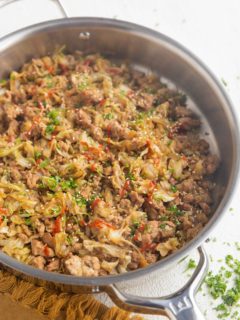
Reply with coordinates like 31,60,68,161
0,269,143,320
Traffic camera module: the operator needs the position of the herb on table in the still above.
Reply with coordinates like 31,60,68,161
221,78,228,87
204,254,240,319
205,272,227,299
184,258,197,272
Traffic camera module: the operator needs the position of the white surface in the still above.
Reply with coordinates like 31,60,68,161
0,1,240,319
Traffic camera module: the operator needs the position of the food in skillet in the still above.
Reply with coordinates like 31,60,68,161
0,50,219,276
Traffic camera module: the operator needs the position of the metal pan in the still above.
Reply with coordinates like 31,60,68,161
0,1,239,319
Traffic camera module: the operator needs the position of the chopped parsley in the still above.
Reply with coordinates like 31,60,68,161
205,272,227,299
159,223,166,230
130,220,140,237
47,109,60,125
45,124,55,135
160,215,168,221
78,77,89,91
61,178,77,190
74,193,87,207
39,158,50,169
170,185,177,193
39,176,61,192
169,205,184,216
51,207,61,216
103,113,114,120
25,217,32,226
204,254,240,319
35,151,42,159
125,170,135,181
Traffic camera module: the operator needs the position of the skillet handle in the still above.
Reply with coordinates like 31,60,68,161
104,246,208,320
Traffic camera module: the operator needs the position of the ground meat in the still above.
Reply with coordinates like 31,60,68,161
145,252,158,264
178,179,195,193
89,125,103,141
128,251,141,270
31,239,45,256
129,191,144,208
135,92,154,110
35,220,45,237
3,103,22,120
143,200,166,221
31,239,54,257
7,120,19,136
10,167,21,182
31,256,46,270
160,221,176,238
123,138,147,151
186,223,203,240
81,256,100,276
64,255,100,276
106,120,129,140
119,199,131,211
81,88,103,105
18,233,29,244
26,172,41,189
76,109,92,128
177,117,201,131
46,259,59,272
204,155,219,175
174,106,193,119
64,255,83,276
196,139,209,154
42,233,54,248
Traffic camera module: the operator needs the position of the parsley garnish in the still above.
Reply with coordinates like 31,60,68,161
169,205,184,216
74,193,87,207
170,185,177,193
47,109,60,125
159,223,166,230
45,124,55,135
39,158,50,168
130,220,140,237
35,151,42,159
103,113,114,120
61,178,77,190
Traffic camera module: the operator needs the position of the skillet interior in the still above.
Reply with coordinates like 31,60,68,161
0,17,238,288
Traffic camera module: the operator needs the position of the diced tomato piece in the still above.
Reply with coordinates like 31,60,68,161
119,180,131,198
43,245,51,257
91,198,101,210
0,208,8,215
89,219,115,230
53,216,61,234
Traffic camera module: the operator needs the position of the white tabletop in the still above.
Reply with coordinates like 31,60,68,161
0,1,240,319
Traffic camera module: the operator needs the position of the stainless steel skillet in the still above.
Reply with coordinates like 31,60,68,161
0,1,239,319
